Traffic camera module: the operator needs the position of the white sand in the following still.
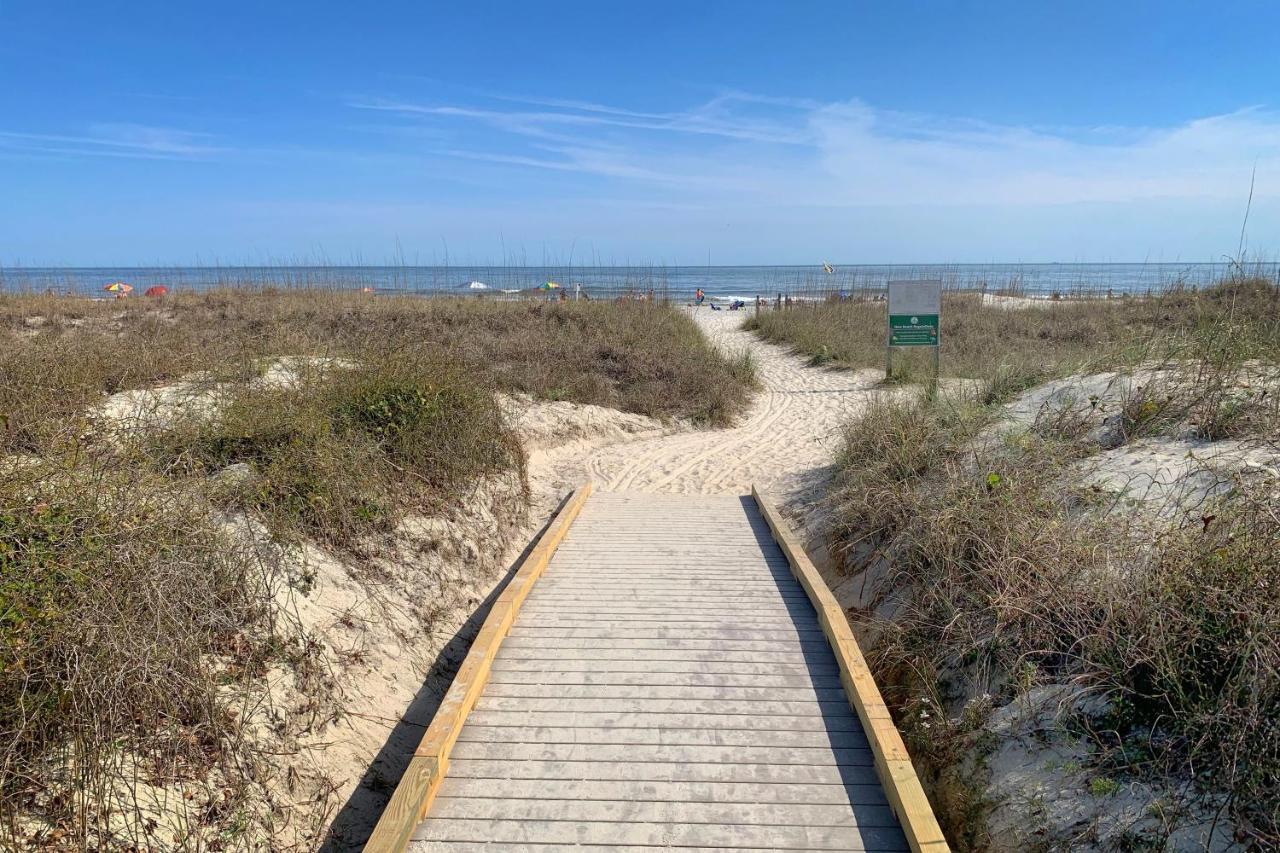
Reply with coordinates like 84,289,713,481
994,366,1280,521
527,307,885,508
981,292,1053,310
266,475,527,849
91,356,356,433
979,292,1112,310
1079,436,1280,519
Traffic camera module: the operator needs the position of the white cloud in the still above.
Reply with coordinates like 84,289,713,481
807,101,1278,205
0,123,225,160
356,90,1280,209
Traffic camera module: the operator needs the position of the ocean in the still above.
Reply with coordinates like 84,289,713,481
1,262,1271,301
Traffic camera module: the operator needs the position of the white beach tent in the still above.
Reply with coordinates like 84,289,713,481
460,281,490,292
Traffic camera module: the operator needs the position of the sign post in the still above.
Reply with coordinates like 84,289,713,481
885,280,942,391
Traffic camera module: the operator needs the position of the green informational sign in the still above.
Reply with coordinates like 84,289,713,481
887,280,942,349
889,313,939,346
886,280,942,388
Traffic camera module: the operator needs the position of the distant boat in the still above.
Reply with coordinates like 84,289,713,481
822,262,835,274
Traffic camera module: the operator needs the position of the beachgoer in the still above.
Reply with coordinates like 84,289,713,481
695,288,705,305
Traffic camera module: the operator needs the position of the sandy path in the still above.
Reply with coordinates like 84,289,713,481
531,308,883,505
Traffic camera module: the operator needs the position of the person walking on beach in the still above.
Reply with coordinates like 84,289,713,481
695,288,705,306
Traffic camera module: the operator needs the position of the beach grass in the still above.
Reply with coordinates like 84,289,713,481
744,277,1280,383
0,290,753,451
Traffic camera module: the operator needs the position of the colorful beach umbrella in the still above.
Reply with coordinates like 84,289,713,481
103,281,133,294
538,281,562,291
144,285,169,297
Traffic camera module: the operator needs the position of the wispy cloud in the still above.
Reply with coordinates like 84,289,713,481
350,95,813,145
0,123,225,160
352,89,1280,207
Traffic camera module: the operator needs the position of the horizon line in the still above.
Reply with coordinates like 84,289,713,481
0,259,1268,271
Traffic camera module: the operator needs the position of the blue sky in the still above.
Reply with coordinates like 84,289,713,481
2,1,1278,265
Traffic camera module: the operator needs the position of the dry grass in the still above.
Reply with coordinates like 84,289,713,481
0,290,752,453
0,289,754,848
817,278,1280,848
746,278,1280,384
0,457,281,848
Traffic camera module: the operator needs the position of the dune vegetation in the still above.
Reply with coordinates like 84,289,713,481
0,290,755,849
746,279,1280,384
756,278,1280,848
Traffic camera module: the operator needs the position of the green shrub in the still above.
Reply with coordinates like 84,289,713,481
334,370,520,489
1089,776,1121,797
144,361,522,547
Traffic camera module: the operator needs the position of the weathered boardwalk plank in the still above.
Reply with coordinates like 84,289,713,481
406,492,915,852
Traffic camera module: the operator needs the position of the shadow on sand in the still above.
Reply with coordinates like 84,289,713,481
319,497,568,851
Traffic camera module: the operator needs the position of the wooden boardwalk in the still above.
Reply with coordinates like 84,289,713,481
370,487,946,852
410,491,912,851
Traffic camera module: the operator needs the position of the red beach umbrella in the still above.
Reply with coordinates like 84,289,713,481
144,285,169,297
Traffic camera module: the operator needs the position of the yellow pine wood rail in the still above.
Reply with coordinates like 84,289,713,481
364,483,594,853
752,485,950,853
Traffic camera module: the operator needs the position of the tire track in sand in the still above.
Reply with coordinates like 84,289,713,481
596,325,780,492
537,308,884,500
